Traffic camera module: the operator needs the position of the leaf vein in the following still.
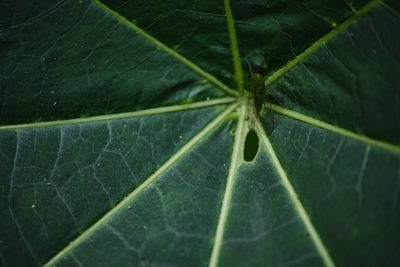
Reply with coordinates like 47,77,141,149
42,103,238,267
90,0,238,96
255,120,336,267
270,104,400,155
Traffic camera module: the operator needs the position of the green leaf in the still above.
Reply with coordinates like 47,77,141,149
0,0,399,266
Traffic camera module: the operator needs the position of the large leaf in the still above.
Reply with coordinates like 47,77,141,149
1,0,399,266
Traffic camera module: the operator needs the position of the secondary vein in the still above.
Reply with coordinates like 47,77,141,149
256,120,336,267
0,98,235,131
91,0,238,97
43,103,239,267
209,104,246,267
264,0,382,87
269,104,400,155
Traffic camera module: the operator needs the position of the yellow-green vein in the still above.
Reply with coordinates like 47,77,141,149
0,98,235,131
256,120,336,267
264,0,382,87
209,104,246,267
224,0,244,94
270,104,400,155
43,103,239,267
91,0,238,97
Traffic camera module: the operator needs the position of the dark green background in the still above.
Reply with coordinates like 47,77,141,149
0,0,399,266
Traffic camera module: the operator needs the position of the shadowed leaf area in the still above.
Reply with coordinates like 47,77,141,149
0,0,399,266
244,129,259,162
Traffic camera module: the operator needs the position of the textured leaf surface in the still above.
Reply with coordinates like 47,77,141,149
270,4,400,143
0,0,399,266
0,0,224,124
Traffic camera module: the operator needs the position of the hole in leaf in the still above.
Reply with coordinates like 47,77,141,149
244,129,259,162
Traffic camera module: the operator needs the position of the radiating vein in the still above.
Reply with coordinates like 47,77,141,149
0,98,235,131
356,146,370,206
256,120,336,267
91,0,238,97
264,0,382,87
43,103,239,267
269,104,400,155
8,133,39,263
224,0,244,94
0,0,65,33
209,104,246,267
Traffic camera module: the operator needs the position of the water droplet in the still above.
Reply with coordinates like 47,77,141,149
32,204,35,208
47,182,51,186
53,102,57,106
42,57,46,61
51,90,54,94
179,136,182,140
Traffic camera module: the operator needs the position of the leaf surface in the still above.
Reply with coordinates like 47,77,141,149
0,0,399,266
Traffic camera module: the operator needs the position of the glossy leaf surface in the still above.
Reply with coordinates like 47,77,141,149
0,0,399,266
